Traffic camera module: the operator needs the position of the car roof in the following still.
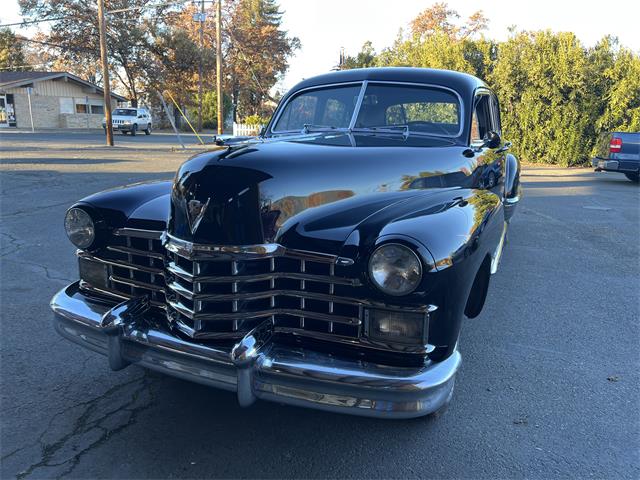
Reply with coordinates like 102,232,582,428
288,67,488,99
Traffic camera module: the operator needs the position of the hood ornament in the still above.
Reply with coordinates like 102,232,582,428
186,197,211,235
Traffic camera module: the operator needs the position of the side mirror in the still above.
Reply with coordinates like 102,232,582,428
259,126,267,137
486,131,501,149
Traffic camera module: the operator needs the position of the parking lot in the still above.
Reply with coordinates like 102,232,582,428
1,131,639,479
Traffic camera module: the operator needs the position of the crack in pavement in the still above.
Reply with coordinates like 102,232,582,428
3,258,75,283
0,231,26,258
0,200,73,219
4,373,154,479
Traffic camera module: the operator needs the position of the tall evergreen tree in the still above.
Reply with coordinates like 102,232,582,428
0,28,30,70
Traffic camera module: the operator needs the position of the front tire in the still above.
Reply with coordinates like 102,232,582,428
131,124,137,136
144,123,151,135
625,172,639,183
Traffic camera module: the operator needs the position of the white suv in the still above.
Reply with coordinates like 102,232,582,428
103,107,152,136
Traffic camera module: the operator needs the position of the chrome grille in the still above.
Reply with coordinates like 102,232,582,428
79,229,166,308
77,230,437,354
164,234,364,340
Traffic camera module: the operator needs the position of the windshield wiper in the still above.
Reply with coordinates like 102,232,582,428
350,125,410,138
302,124,341,134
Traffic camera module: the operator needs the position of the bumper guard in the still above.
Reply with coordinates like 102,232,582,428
51,282,460,419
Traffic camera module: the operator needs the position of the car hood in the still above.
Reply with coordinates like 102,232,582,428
168,132,476,254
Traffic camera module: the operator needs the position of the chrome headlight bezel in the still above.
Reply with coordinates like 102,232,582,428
368,242,423,296
64,207,95,249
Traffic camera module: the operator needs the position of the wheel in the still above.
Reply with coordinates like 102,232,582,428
121,130,128,135
131,124,137,136
624,173,639,183
487,171,496,188
144,123,152,135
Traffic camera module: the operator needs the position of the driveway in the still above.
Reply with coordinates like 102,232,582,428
1,132,639,479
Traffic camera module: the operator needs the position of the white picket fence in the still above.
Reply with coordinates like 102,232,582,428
233,122,263,136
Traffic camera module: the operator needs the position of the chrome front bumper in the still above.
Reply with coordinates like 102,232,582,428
51,282,460,419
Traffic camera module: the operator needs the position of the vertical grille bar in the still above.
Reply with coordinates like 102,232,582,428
126,236,134,295
231,260,239,331
269,258,276,321
299,259,306,327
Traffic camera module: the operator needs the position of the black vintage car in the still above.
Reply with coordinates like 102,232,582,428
52,68,521,418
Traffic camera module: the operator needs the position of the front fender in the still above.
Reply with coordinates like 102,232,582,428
340,188,503,272
339,188,504,360
75,180,172,231
504,153,522,222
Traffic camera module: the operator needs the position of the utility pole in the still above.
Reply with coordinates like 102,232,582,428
197,0,204,131
216,0,223,135
97,0,114,146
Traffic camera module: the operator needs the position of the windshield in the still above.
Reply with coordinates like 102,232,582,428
273,84,361,131
113,108,137,116
272,82,461,137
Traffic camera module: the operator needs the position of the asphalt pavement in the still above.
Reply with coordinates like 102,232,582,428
1,131,639,479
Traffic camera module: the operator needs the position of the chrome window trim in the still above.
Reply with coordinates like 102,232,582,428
348,80,368,129
269,80,465,139
470,87,494,146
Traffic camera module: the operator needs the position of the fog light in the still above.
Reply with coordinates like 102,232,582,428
365,308,427,345
78,257,109,289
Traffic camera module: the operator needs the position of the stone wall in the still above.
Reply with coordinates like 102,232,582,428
60,114,103,128
13,93,60,129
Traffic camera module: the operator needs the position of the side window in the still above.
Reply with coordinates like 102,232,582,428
471,94,493,144
490,95,501,135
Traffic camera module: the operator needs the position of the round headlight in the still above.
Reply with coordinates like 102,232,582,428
64,208,95,249
368,243,423,296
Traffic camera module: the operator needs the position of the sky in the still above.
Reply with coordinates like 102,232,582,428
3,0,640,91
276,0,640,91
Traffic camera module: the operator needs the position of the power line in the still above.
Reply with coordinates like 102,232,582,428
0,62,54,71
15,36,95,54
0,0,189,28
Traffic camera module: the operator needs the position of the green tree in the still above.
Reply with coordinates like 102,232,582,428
342,41,377,69
374,3,493,78
490,30,595,165
0,28,30,70
190,90,233,130
595,46,640,134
